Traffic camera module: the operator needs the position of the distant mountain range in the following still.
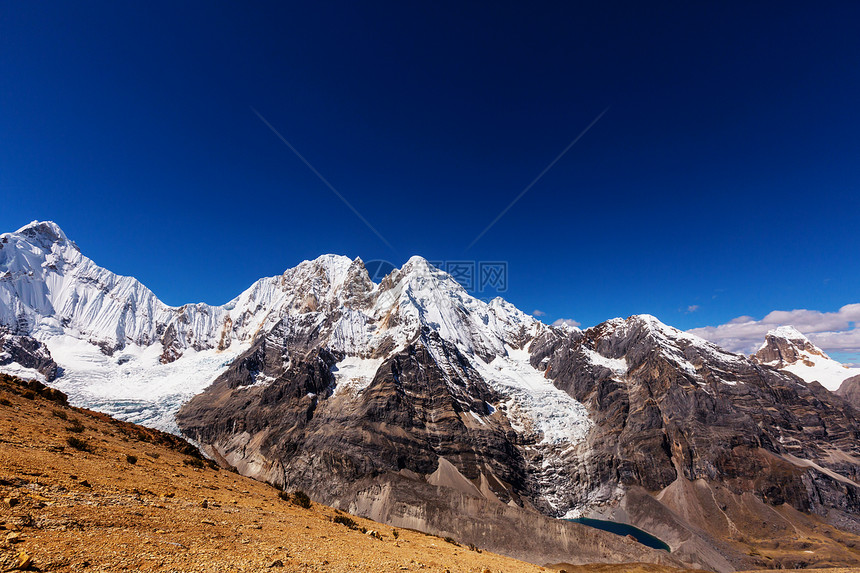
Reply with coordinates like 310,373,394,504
2,220,859,571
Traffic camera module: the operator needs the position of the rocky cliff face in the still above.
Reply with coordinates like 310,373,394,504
838,375,860,411
0,327,58,381
176,256,588,518
754,326,824,365
530,317,860,563
534,317,860,504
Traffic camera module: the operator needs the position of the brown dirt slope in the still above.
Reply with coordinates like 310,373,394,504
0,373,692,573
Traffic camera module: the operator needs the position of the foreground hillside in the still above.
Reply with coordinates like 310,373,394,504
0,373,694,573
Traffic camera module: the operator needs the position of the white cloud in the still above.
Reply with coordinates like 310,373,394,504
686,305,700,313
532,309,546,317
552,318,581,328
688,303,860,356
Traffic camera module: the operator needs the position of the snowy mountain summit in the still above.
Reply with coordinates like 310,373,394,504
0,221,562,432
753,325,858,391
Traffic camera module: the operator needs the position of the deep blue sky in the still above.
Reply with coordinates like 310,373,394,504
2,2,859,336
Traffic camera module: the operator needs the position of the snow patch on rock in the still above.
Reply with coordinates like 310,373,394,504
331,355,385,396
472,346,592,446
583,348,627,376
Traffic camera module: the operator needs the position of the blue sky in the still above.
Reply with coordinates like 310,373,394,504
2,2,858,359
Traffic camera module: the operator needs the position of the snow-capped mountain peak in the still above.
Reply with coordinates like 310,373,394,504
1,220,222,351
370,256,542,361
753,325,858,391
756,325,828,365
582,313,749,383
0,223,550,429
595,313,739,357
13,220,74,248
764,325,810,344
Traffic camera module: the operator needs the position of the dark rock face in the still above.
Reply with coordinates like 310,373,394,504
0,328,58,381
178,331,534,506
531,318,860,513
837,375,860,411
529,316,860,568
159,323,182,364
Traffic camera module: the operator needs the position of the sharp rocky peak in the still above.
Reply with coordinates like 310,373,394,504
754,325,825,366
365,257,541,361
591,313,711,348
14,220,70,244
766,325,810,343
382,256,461,289
579,313,746,374
284,254,356,287
2,221,78,256
2,220,76,257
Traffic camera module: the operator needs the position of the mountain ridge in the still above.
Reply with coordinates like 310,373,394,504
2,221,860,571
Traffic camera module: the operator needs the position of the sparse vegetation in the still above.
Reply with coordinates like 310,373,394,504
66,418,85,433
146,451,160,459
333,515,359,530
183,457,205,469
392,529,399,539
126,454,138,464
0,397,10,406
66,436,92,452
444,536,460,546
52,408,68,419
0,374,68,404
291,490,312,509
